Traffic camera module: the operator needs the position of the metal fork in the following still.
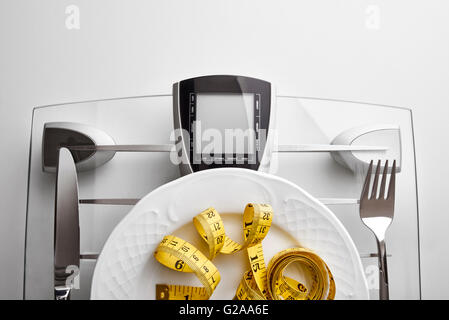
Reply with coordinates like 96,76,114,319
360,159,396,300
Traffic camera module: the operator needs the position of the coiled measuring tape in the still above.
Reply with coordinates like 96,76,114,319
154,203,335,300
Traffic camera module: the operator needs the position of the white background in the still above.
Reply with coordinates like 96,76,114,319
0,0,448,299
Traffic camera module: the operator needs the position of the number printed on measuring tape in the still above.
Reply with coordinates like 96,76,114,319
154,203,335,300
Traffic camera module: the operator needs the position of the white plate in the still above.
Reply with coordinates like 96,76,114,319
91,168,369,300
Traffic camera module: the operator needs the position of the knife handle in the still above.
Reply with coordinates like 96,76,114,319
55,287,71,300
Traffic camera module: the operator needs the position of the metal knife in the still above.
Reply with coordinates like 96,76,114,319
54,147,80,300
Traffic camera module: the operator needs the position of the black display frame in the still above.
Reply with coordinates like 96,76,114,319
177,75,271,172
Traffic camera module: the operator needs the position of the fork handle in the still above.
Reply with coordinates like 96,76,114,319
376,238,389,300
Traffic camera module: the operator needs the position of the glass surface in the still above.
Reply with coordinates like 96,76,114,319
24,94,420,300
195,93,255,155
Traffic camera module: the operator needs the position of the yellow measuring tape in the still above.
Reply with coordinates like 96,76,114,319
154,204,335,300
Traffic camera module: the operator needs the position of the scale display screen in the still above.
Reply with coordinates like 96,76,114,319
195,93,255,155
174,75,272,174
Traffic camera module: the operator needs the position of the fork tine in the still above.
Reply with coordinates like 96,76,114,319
371,160,381,199
361,160,373,200
379,160,389,199
387,160,396,199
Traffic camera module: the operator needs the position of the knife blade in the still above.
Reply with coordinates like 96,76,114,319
54,147,80,300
